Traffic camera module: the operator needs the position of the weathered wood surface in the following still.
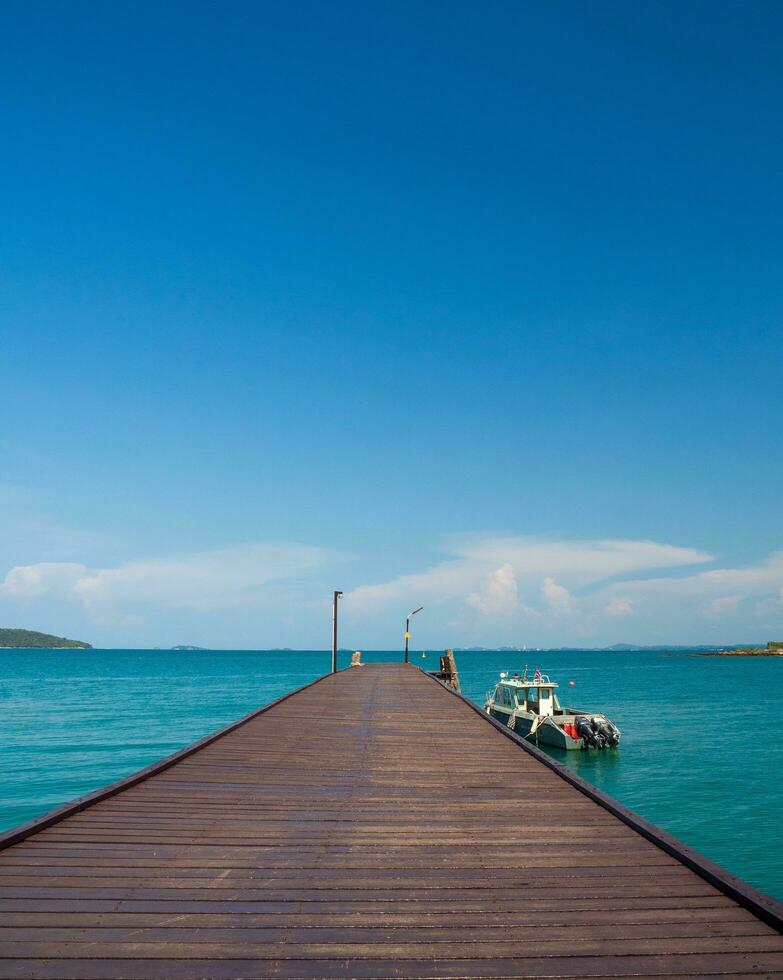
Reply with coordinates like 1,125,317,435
1,662,782,979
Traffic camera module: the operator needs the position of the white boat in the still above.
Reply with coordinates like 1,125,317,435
484,669,620,750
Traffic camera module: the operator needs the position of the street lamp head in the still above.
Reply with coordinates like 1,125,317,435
410,606,423,617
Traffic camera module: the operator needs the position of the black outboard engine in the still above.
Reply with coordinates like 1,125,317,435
594,718,621,748
574,715,591,745
576,715,620,749
575,715,604,748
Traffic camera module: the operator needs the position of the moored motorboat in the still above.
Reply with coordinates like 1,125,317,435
485,668,620,750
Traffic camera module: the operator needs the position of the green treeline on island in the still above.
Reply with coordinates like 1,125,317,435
0,628,92,649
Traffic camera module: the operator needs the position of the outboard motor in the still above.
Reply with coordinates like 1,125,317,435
576,715,620,749
574,715,591,745
575,715,604,748
594,718,621,748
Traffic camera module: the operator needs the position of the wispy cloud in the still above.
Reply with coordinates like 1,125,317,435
0,486,123,566
602,551,783,625
346,534,711,620
704,594,743,617
2,529,781,647
1,562,88,599
342,535,783,643
454,535,711,585
755,587,783,627
1,543,333,611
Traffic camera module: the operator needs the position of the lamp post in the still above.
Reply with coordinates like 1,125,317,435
403,606,423,664
331,590,342,673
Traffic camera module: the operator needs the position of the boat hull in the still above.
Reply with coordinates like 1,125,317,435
487,706,583,750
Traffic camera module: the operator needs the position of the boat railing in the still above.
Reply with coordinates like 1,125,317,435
528,671,551,683
506,671,552,684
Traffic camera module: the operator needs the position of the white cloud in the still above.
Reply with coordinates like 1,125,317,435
346,534,711,618
541,576,573,613
342,534,783,643
453,535,710,586
347,560,475,610
1,543,331,611
466,563,518,615
605,596,634,617
605,551,783,608
590,552,783,639
759,586,783,608
755,587,783,627
704,595,743,617
1,562,87,599
4,528,781,647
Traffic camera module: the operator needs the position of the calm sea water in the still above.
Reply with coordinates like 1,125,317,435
1,648,781,900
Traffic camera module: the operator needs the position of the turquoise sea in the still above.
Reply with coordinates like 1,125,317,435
1,648,781,900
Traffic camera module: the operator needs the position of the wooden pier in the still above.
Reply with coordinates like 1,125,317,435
1,662,782,978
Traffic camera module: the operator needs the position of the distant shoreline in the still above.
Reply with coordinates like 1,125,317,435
698,647,783,658
0,644,775,654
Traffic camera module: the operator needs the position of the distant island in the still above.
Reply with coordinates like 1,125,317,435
0,628,92,649
700,641,783,658
170,645,207,651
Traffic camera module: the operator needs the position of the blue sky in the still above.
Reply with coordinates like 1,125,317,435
1,1,781,648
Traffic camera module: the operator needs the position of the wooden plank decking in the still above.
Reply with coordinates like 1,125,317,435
0,662,782,978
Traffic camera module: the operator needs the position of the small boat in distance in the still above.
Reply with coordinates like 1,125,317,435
485,668,620,750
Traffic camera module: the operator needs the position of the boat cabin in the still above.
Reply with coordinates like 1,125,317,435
493,671,561,717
